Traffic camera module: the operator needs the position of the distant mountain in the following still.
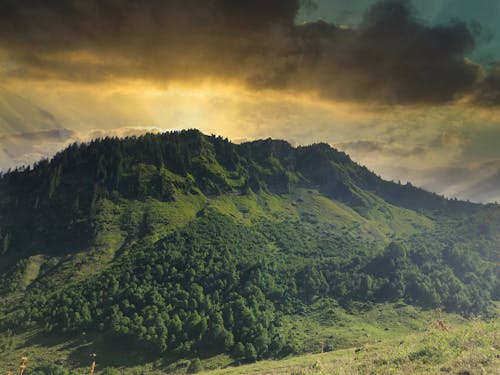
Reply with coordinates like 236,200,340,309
0,130,498,369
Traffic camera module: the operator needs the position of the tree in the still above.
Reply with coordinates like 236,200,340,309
1,232,9,255
233,342,245,359
186,358,202,374
254,331,270,356
48,164,62,199
244,343,257,361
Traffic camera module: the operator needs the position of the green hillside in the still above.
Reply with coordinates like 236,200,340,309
0,130,498,373
197,317,499,375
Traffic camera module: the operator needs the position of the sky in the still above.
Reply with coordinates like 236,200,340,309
1,0,500,203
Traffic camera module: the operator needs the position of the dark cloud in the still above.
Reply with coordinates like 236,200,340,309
0,0,489,105
474,65,500,106
290,0,481,104
0,128,74,142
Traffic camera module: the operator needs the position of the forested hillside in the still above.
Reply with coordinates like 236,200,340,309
0,130,498,371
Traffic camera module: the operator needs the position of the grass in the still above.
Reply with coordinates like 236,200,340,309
20,255,46,288
208,188,433,247
276,301,470,354
1,303,497,374
199,319,499,375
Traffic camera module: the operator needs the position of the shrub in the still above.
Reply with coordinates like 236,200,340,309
100,368,119,375
30,364,70,375
186,358,202,374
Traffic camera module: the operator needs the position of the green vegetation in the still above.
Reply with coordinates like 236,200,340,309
0,130,498,372
0,304,497,374
198,318,499,375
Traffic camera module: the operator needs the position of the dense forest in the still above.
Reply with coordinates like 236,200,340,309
0,130,498,365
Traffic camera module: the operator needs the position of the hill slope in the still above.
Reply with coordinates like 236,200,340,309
0,130,498,372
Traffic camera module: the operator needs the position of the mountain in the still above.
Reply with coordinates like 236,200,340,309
0,130,498,372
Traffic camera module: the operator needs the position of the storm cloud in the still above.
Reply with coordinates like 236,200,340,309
0,0,493,105
474,64,500,106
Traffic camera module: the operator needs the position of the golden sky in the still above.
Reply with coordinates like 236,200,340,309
1,0,500,202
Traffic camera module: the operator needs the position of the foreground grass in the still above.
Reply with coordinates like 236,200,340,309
200,319,499,375
1,304,498,374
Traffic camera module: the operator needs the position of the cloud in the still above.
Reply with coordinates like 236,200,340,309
410,159,500,203
474,64,500,106
0,0,489,105
336,140,428,158
461,166,500,203
0,128,74,142
0,129,75,170
0,87,62,136
432,131,469,147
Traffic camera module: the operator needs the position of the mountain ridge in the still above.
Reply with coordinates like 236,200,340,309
0,129,485,266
